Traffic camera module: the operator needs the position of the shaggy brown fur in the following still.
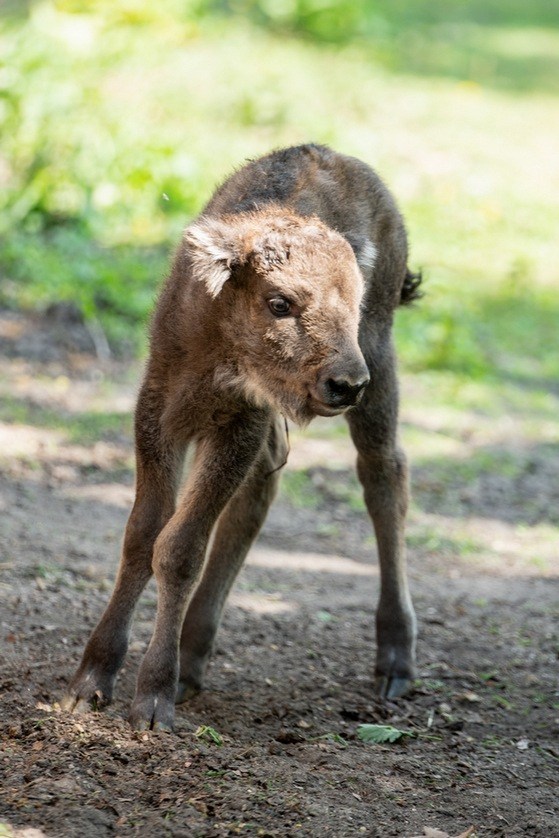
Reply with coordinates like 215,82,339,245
62,144,421,731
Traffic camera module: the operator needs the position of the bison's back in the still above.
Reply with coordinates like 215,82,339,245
204,144,412,312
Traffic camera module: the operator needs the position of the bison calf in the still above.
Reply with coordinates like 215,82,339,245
62,143,421,731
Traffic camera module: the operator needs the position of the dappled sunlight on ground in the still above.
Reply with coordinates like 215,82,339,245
247,546,377,578
228,589,295,616
408,510,558,580
0,421,132,481
61,482,134,509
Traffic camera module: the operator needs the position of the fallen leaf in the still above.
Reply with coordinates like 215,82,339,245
357,724,414,744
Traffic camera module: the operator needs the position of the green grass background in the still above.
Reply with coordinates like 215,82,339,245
1,0,558,384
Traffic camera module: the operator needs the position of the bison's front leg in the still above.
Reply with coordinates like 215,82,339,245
177,415,285,702
62,385,181,714
347,338,416,699
129,415,267,731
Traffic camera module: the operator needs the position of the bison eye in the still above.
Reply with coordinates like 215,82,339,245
267,296,292,317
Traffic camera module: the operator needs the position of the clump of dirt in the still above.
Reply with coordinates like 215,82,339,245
0,311,557,837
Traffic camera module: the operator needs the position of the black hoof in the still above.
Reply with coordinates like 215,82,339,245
129,694,175,732
374,675,412,699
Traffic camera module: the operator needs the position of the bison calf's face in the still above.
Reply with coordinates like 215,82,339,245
185,210,369,424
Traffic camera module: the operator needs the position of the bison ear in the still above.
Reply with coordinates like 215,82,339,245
184,219,241,298
342,233,377,275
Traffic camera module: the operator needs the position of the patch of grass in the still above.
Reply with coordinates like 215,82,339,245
316,522,341,538
23,562,74,587
527,555,550,573
325,473,365,512
479,671,500,682
415,446,530,483
481,734,504,749
315,610,335,623
0,232,163,354
494,694,514,710
281,467,366,512
396,282,559,386
0,394,132,444
280,470,321,509
66,411,133,445
407,525,480,557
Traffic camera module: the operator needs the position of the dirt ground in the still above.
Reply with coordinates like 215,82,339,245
0,310,557,838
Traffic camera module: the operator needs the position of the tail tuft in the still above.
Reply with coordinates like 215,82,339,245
400,268,423,305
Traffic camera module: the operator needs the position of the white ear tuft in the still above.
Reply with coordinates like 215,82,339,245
356,238,377,272
184,220,237,298
342,232,377,275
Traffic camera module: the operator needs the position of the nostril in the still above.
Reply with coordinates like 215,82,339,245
325,376,368,406
326,378,351,398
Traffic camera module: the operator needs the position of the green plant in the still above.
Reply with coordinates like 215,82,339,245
357,724,414,744
194,725,223,746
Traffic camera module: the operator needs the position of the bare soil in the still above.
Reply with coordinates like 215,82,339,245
0,310,557,838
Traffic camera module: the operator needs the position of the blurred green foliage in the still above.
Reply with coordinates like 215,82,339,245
213,0,559,93
0,1,211,241
0,0,558,378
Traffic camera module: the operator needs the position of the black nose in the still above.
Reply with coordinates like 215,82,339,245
322,374,369,408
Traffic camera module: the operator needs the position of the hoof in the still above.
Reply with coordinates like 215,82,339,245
175,677,202,705
61,672,113,714
374,674,412,700
129,694,175,732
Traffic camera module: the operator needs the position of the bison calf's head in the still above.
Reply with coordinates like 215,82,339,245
184,209,370,424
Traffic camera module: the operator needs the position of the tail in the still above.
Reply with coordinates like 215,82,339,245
400,268,423,305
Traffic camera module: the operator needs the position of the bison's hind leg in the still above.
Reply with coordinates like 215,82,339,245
346,339,416,698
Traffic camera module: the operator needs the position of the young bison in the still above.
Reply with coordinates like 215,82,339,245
62,143,422,731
